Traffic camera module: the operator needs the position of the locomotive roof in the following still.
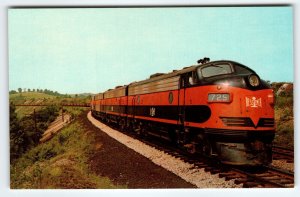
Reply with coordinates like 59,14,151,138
96,60,255,94
104,85,127,94
128,64,197,87
128,60,246,87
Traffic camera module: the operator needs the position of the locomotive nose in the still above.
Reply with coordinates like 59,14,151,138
240,90,274,128
244,96,263,126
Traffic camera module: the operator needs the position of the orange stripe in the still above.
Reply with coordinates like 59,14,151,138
134,115,178,125
106,111,127,117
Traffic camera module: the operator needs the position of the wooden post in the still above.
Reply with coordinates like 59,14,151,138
62,106,64,122
33,109,37,133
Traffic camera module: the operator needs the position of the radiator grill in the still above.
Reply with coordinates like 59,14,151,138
220,117,274,128
257,118,275,127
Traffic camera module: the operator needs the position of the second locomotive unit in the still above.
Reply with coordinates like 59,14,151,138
91,58,275,166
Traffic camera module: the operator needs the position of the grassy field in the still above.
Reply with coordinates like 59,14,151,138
10,92,90,119
10,92,57,100
10,113,126,189
10,92,55,118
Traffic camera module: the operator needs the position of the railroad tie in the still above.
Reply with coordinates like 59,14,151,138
218,172,236,178
243,182,260,188
234,178,248,184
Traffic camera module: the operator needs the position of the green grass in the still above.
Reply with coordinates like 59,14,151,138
10,92,58,119
63,107,86,119
10,119,126,189
10,92,56,101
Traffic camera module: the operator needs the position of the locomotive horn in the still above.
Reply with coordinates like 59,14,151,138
197,57,210,64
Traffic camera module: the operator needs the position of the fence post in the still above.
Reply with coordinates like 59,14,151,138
33,109,37,133
62,105,64,122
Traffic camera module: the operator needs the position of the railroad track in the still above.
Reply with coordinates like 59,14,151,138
168,148,294,188
93,117,294,188
225,165,294,188
128,133,295,188
272,145,294,163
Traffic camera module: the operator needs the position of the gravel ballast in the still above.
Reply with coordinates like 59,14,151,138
272,160,294,172
87,112,241,188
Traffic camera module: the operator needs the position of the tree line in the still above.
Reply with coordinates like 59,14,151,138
9,88,72,98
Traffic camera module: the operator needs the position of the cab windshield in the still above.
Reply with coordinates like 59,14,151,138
198,64,233,78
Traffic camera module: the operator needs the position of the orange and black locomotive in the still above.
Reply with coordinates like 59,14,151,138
91,58,275,166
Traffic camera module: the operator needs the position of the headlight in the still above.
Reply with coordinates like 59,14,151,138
248,74,260,87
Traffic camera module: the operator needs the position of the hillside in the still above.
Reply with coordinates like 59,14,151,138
271,82,294,149
9,92,116,188
274,95,294,149
10,92,90,119
10,110,126,189
10,92,57,101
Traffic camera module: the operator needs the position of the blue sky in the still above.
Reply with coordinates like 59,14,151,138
8,7,293,94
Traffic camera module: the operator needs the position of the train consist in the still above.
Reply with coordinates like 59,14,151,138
91,58,275,166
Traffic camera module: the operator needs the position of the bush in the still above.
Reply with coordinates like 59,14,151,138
10,104,60,161
275,95,293,110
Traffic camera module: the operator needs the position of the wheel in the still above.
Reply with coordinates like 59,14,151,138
197,134,212,156
119,119,126,131
133,122,142,135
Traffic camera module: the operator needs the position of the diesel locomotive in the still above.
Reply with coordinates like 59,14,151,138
91,58,275,166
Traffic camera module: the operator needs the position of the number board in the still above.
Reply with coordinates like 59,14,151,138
208,93,230,102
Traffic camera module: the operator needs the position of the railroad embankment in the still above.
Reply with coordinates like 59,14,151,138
11,110,125,189
11,110,197,188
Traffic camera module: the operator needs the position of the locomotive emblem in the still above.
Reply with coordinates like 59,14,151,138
150,107,156,116
246,96,262,108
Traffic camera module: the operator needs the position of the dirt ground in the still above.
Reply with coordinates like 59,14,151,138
80,112,196,189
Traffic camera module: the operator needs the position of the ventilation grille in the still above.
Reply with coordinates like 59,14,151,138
257,118,274,127
220,117,274,128
220,117,254,127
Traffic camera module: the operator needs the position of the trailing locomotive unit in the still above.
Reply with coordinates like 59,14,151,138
91,58,275,166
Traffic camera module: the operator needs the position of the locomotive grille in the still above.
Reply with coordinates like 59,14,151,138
220,117,255,127
220,117,274,128
257,118,275,127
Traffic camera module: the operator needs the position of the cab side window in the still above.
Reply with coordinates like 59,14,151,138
181,72,197,88
234,65,254,75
